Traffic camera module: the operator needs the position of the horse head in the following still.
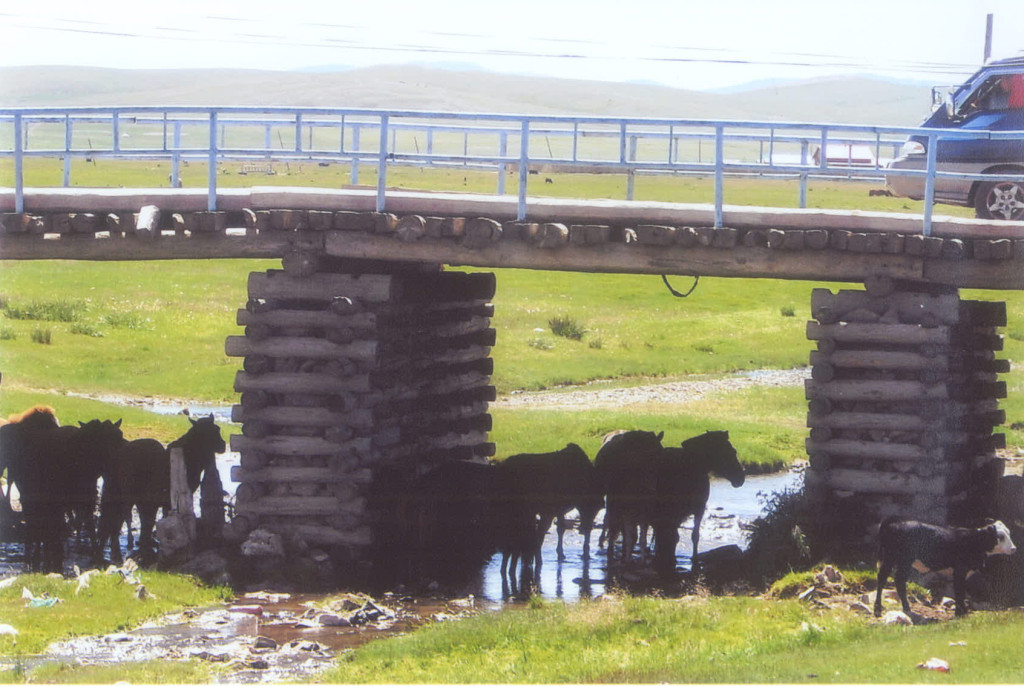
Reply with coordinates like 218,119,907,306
682,430,745,488
173,414,225,493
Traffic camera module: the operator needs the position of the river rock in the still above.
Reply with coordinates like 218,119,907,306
178,550,231,586
317,613,351,627
241,529,285,558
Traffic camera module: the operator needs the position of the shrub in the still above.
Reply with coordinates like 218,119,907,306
0,326,15,341
30,328,52,345
102,311,149,329
780,305,796,317
588,337,603,350
70,322,103,337
549,315,586,340
528,337,553,351
3,299,85,322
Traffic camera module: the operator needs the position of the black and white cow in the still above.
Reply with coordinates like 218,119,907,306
874,517,1017,617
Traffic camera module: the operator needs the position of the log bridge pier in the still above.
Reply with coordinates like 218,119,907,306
2,186,1023,581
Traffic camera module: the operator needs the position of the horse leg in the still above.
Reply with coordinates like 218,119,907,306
555,514,568,562
690,508,705,571
138,504,158,562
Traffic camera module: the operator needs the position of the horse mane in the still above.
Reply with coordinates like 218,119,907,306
6,405,59,426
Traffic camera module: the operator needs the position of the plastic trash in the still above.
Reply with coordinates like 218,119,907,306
917,657,950,672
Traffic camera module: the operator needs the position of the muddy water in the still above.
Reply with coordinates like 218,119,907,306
477,467,803,602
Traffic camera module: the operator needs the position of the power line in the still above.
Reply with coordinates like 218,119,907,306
3,12,985,78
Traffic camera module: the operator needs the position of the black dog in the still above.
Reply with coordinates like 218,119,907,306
875,517,1016,617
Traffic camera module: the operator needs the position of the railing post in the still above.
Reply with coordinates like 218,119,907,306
922,131,939,237
627,135,637,201
208,111,218,211
498,131,508,195
63,115,72,188
799,140,809,208
376,114,389,213
714,124,724,228
518,119,530,221
112,111,120,153
295,112,303,153
172,122,182,188
351,125,360,185
13,113,24,214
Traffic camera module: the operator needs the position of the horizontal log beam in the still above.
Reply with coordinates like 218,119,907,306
824,468,947,496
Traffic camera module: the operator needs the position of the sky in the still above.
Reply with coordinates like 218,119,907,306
1,0,1022,91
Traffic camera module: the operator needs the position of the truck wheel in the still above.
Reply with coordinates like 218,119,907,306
974,179,1024,220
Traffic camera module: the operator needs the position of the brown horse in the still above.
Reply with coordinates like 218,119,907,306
7,413,122,571
0,406,59,527
497,443,602,568
594,429,665,563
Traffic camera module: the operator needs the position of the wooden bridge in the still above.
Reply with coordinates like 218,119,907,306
3,186,1024,289
2,104,1023,584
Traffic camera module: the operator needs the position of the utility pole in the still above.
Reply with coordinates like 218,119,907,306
984,13,993,63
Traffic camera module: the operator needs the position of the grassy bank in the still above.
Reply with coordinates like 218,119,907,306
322,593,1024,683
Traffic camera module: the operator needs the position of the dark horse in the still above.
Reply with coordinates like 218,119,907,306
0,406,60,529
98,413,226,564
594,429,665,563
3,412,123,571
497,443,603,568
650,431,745,573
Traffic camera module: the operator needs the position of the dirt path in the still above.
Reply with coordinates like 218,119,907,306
493,368,810,410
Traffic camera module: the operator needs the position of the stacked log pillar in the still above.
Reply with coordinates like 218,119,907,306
225,257,496,586
805,284,1008,546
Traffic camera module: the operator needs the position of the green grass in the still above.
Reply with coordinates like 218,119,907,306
0,572,231,657
321,594,1024,683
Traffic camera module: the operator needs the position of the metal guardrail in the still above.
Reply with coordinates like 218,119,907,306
1,106,1023,236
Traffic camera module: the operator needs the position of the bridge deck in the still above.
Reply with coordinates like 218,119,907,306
3,187,1024,289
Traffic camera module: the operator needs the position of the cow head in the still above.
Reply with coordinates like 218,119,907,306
987,520,1018,557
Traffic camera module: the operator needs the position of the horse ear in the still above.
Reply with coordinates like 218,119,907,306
189,417,198,426
656,431,664,441
114,418,122,428
78,421,86,428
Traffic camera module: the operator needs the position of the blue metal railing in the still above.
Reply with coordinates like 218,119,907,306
2,105,1023,236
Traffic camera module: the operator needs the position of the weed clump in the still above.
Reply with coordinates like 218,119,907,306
30,328,52,345
3,299,85,322
549,315,586,340
744,477,873,587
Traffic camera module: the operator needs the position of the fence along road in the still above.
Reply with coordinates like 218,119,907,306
2,106,1024,289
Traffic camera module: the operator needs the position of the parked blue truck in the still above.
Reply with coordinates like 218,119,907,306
886,56,1024,220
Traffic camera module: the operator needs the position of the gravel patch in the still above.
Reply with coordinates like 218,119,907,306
493,367,811,410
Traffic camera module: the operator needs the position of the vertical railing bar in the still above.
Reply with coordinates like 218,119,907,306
922,131,939,237
376,114,389,213
172,122,182,188
572,122,579,162
618,121,627,164
818,127,828,170
799,139,809,208
518,119,529,221
112,110,120,153
627,135,637,201
295,112,303,153
714,124,724,228
340,114,346,154
208,111,218,211
63,114,72,188
498,131,508,195
14,113,24,214
351,125,361,185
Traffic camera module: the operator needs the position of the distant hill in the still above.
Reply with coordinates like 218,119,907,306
0,64,933,126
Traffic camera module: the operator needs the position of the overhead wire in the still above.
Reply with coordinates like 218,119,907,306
1,10,986,79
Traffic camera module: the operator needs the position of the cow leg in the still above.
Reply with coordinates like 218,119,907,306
953,565,968,617
894,565,912,615
874,558,893,617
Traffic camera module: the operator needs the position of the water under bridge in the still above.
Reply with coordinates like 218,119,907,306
2,105,1024,585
